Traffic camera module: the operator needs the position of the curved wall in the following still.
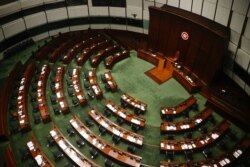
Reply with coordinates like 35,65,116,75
0,0,250,95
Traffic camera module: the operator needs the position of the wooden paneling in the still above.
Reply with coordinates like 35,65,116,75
148,6,229,85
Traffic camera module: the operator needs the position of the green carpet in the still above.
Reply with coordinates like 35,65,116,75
0,41,248,167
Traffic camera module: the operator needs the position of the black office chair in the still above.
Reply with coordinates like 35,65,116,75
47,135,55,147
19,147,30,161
52,150,64,161
184,150,193,161
184,132,192,139
117,117,124,125
89,147,98,159
165,150,174,161
99,126,107,136
167,134,175,140
76,138,85,148
72,97,79,106
105,159,114,167
68,87,75,97
112,135,121,144
131,124,140,132
104,108,112,117
202,148,212,158
67,126,75,136
33,113,41,124
50,95,57,105
127,145,136,154
53,105,60,115
85,118,94,127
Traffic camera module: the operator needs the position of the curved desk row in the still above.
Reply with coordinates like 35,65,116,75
88,109,144,146
160,120,230,152
27,135,54,167
71,68,87,106
37,64,51,123
62,32,98,64
160,136,250,167
161,95,197,117
76,39,111,66
17,62,36,132
0,62,22,139
90,44,121,68
70,116,142,167
160,108,213,133
87,69,103,99
103,71,118,92
49,127,99,167
105,100,145,128
121,93,147,114
54,67,69,114
104,50,130,69
36,32,71,60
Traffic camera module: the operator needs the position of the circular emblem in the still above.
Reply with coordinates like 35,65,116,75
181,32,189,40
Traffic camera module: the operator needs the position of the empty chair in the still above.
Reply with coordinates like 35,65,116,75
50,95,57,105
216,140,228,150
87,90,95,99
183,111,189,118
104,108,112,117
85,118,94,127
99,126,107,136
184,132,192,139
117,117,124,125
72,97,79,106
52,150,64,161
165,115,173,122
227,129,238,141
134,108,141,115
47,135,55,147
121,101,127,108
84,82,90,90
105,159,114,167
131,124,140,132
104,84,111,92
101,74,106,83
32,103,39,113
19,147,30,161
202,148,212,158
191,103,198,111
167,134,175,140
64,162,76,167
67,126,75,136
165,150,174,161
208,115,216,125
33,113,41,124
76,138,85,147
112,135,121,144
127,145,136,154
89,147,98,159
184,150,193,161
66,79,73,87
53,105,60,115
68,87,75,97
199,126,207,134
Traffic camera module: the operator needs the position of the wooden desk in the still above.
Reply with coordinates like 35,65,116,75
161,96,197,117
87,69,103,99
160,120,230,152
160,136,250,167
88,109,144,146
76,39,112,66
121,93,147,114
49,127,99,167
62,32,96,64
105,101,145,128
137,49,160,65
103,71,118,92
27,135,54,167
71,68,87,106
90,45,121,68
160,108,213,133
105,50,130,69
70,116,142,167
37,64,51,123
173,68,202,93
17,62,35,132
55,67,69,114
0,62,22,139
